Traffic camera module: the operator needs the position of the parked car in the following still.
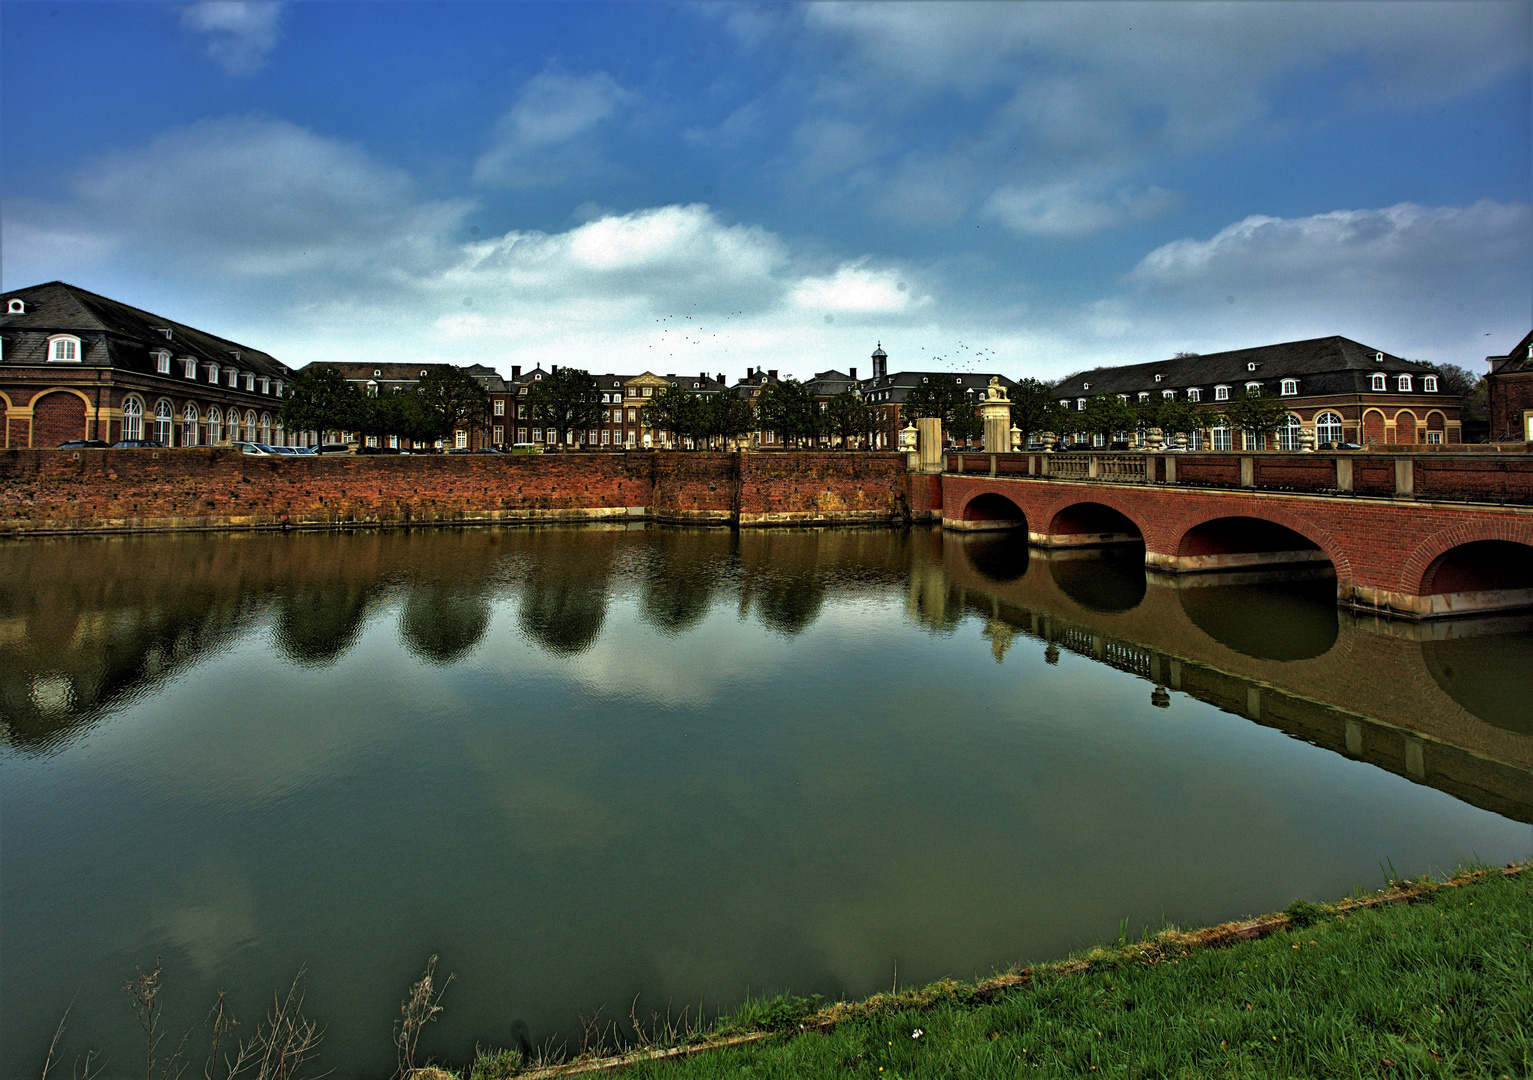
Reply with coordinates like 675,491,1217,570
1107,439,1131,451
231,441,276,456
1317,440,1364,451
110,439,164,449
263,445,301,456
356,446,403,455
446,447,474,455
58,439,110,449
472,448,504,454
294,446,319,456
508,443,541,454
315,443,354,455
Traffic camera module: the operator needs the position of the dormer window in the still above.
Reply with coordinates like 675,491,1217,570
227,368,239,387
183,358,198,378
157,328,173,341
1245,382,1261,396
243,373,255,391
1187,388,1201,402
208,362,220,383
1280,378,1298,396
1162,390,1175,400
1082,382,1091,391
1214,385,1230,401
1117,394,1129,403
7,299,24,314
1397,374,1412,392
260,377,271,395
274,380,284,397
1247,362,1258,372
1371,373,1387,391
1154,374,1163,383
1423,376,1438,392
1060,400,1071,410
366,380,379,397
1137,392,1149,402
420,369,428,377
1076,398,1086,409
156,350,171,374
47,335,81,362
374,369,382,377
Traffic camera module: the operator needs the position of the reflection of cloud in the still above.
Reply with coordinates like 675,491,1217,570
151,857,258,976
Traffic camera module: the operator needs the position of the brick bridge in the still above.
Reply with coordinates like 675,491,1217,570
937,450,1533,620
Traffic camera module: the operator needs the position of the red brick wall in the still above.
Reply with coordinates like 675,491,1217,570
1489,370,1533,441
0,449,920,534
32,392,87,447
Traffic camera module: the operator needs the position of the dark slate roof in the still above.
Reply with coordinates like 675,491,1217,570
857,370,1017,405
309,360,507,392
663,372,729,393
1,281,291,379
804,369,859,398
1050,336,1443,400
1488,329,1533,375
733,368,781,398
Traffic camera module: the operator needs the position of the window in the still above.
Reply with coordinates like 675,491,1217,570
1117,394,1129,403
274,380,283,397
122,397,144,441
208,362,220,384
7,299,24,314
1423,376,1438,392
1371,373,1387,391
182,403,200,446
1397,374,1412,392
1426,431,1443,444
1280,378,1298,396
588,429,598,443
1082,382,1091,391
517,428,527,442
48,335,81,362
227,368,239,387
1076,398,1086,410
601,431,610,444
184,358,197,378
374,369,381,377
493,399,504,416
627,408,637,422
260,413,271,443
1162,390,1175,400
154,401,174,444
244,373,255,391
157,351,172,374
1275,414,1303,451
1059,400,1071,410
1137,392,1149,402
245,410,258,441
1247,362,1258,372
1154,374,1163,383
1187,427,1203,451
260,378,271,395
1214,385,1230,401
1243,382,1260,396
367,435,379,448
1211,424,1232,451
533,428,543,442
454,429,468,449
1187,388,1201,403
208,406,223,443
643,386,653,396
492,425,503,444
1315,411,1344,444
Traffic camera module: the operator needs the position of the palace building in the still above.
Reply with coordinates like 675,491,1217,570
1050,336,1460,449
1486,329,1533,443
1,282,294,448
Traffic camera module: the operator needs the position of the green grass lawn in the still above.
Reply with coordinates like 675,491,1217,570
483,866,1532,1080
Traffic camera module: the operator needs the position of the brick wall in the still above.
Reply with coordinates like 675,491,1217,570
32,392,87,446
0,449,920,535
1489,370,1533,441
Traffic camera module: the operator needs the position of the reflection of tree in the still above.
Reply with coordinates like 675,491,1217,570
400,584,492,665
637,529,731,635
273,584,376,667
516,530,618,656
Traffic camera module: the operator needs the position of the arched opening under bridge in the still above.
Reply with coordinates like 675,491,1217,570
1041,502,1143,548
952,492,1027,532
1417,540,1533,618
1163,516,1331,574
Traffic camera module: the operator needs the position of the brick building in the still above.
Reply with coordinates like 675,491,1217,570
508,367,729,449
304,360,512,449
1486,329,1533,443
1050,336,1461,449
855,345,1016,450
1,282,294,448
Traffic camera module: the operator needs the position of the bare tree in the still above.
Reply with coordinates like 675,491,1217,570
394,956,453,1079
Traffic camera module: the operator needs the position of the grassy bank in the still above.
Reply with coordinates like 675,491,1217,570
470,864,1530,1080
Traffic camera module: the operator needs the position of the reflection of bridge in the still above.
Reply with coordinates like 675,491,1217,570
939,452,1533,620
927,530,1533,825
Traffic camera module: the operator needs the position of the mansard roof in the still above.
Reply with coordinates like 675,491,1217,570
1050,336,1440,399
856,370,1016,403
0,281,290,379
1487,329,1533,376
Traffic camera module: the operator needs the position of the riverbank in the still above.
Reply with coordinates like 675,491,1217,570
473,863,1530,1080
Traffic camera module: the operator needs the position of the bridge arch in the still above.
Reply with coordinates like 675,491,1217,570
1403,523,1533,617
1170,511,1344,578
958,491,1027,531
1046,501,1144,546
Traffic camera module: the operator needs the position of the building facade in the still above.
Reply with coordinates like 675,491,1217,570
855,345,1017,450
1,282,294,448
1050,336,1461,450
304,360,513,450
1486,329,1533,443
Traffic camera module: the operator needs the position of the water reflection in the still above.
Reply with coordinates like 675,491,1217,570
1174,570,1339,662
1422,620,1533,736
1044,546,1147,613
401,584,493,665
955,531,1031,583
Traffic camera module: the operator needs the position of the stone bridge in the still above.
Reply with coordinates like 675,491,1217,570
938,451,1533,620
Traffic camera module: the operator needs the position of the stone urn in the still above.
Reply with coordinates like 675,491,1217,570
1174,431,1189,452
1299,427,1316,453
1041,431,1059,452
1145,427,1165,451
1010,425,1023,452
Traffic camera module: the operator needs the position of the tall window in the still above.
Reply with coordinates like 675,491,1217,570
1275,413,1303,451
1423,376,1438,392
122,397,144,441
1397,374,1412,392
493,425,503,445
1245,382,1261,396
157,351,172,374
182,403,199,446
1371,373,1387,391
493,399,505,416
207,406,223,443
1162,390,1175,400
1315,411,1344,444
227,368,239,387
455,429,468,449
154,401,173,445
1211,424,1232,451
208,362,220,384
1187,388,1201,402
184,359,197,379
1187,427,1203,451
1280,378,1298,395
260,413,272,444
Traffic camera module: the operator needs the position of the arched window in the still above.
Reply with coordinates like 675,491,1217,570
274,419,285,445
1371,373,1387,391
154,401,173,445
1280,378,1298,395
1315,411,1344,444
244,410,258,442
1397,374,1412,392
122,397,144,441
260,413,272,444
1214,385,1230,401
48,335,82,362
1275,413,1304,451
207,405,223,443
1423,376,1438,392
1187,427,1203,451
182,402,200,447
1187,388,1201,402
1211,423,1232,451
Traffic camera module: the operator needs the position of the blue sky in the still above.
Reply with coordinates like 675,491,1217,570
3,1,1530,380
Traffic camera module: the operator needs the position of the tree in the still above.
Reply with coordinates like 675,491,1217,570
414,366,490,446
755,379,821,447
900,378,980,444
1218,388,1289,449
1153,398,1202,438
823,391,872,448
526,367,602,450
641,385,703,447
1008,378,1066,448
1079,394,1137,441
704,393,756,447
280,366,363,443
1436,362,1488,425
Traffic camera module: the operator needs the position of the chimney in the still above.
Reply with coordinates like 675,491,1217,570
700,372,707,381
717,373,724,384
511,365,521,380
746,367,754,379
551,364,559,375
768,369,778,380
849,367,857,381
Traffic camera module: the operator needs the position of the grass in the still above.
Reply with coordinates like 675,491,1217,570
470,863,1531,1080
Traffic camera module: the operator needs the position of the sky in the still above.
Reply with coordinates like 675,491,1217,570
2,1,1530,382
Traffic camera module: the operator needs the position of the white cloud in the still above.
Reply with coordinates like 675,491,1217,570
178,1,283,75
986,184,1180,240
473,69,636,188
791,263,922,314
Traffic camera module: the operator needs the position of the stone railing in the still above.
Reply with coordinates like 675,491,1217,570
945,450,1533,505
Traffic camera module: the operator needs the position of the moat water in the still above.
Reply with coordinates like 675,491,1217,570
3,526,1530,1078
